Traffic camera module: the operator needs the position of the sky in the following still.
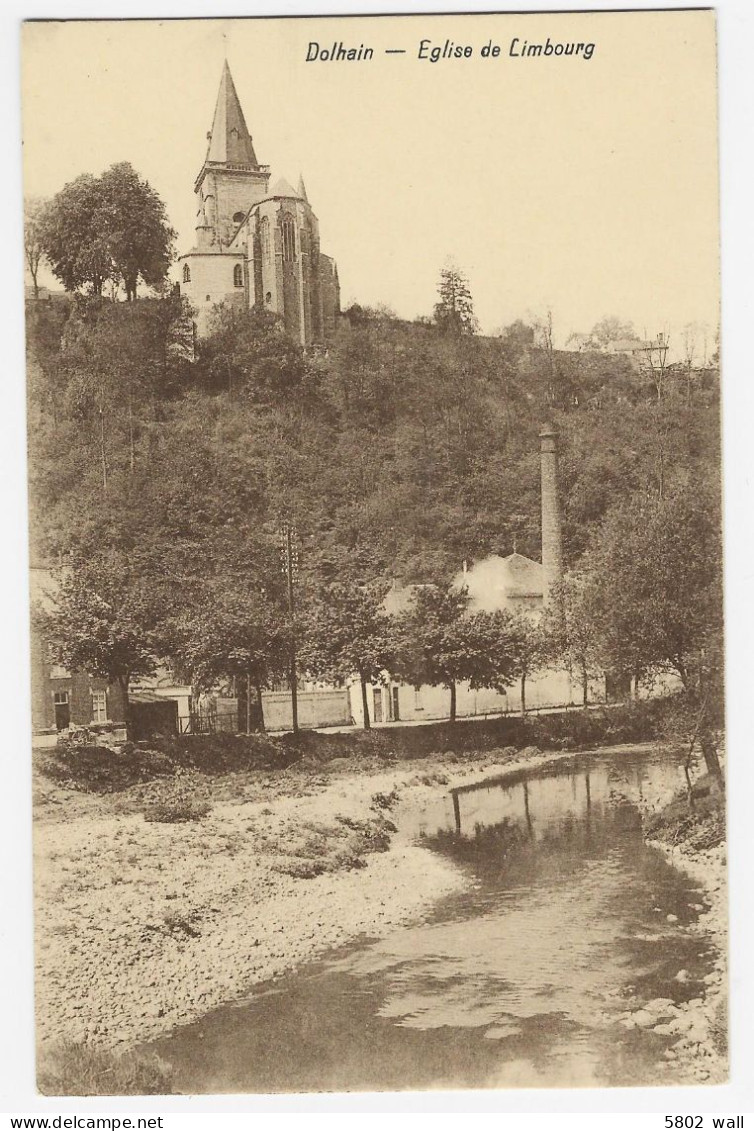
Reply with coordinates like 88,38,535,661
22,12,720,351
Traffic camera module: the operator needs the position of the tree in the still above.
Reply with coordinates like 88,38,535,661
39,163,175,299
98,163,176,300
39,174,111,295
578,315,637,350
24,197,49,297
39,555,163,721
433,260,478,336
575,485,724,778
298,581,396,729
169,586,290,733
394,585,518,722
507,613,548,715
542,576,603,708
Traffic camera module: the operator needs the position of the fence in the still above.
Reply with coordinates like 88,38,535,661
180,711,238,736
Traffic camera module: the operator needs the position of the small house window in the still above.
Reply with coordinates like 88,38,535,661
414,687,424,710
233,264,243,287
91,690,107,723
182,264,191,283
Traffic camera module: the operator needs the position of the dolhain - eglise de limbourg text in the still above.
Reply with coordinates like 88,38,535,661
304,37,596,62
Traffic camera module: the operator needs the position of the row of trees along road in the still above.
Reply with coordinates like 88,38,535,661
26,177,724,764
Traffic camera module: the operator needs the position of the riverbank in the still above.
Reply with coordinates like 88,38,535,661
36,740,584,1079
640,780,727,1084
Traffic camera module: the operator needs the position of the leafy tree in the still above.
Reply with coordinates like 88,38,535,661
40,174,111,295
98,163,176,300
568,315,637,351
575,485,724,777
200,305,310,401
498,319,535,358
507,612,548,715
169,586,290,732
39,554,163,717
394,585,518,722
24,197,50,297
39,163,175,299
542,576,603,708
298,581,396,729
433,260,478,336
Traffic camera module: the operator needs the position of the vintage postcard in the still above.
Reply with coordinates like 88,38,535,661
22,10,726,1095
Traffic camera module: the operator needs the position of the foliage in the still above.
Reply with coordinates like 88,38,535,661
393,585,519,721
299,581,397,728
143,771,212,823
507,613,549,714
433,259,478,336
575,484,723,689
38,554,163,701
200,304,311,400
24,196,49,297
170,583,290,693
644,785,725,851
39,163,175,298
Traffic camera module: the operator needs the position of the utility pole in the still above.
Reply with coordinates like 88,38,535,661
280,519,299,734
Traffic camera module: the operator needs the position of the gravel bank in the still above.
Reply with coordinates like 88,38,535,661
636,776,728,1085
34,745,568,1055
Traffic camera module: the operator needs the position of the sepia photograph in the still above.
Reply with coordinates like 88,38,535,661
20,9,728,1097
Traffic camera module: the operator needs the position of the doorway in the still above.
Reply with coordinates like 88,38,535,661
53,691,70,730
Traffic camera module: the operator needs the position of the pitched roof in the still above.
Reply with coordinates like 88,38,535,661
297,173,309,202
270,176,299,198
205,61,258,168
453,553,544,610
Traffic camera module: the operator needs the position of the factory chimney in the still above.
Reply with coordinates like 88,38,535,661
539,424,563,604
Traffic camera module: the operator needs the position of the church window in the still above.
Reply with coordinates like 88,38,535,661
265,291,272,304
281,215,297,263
260,216,271,262
233,264,243,287
233,211,245,225
182,263,191,283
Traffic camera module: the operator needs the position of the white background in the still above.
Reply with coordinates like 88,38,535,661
1,0,752,1123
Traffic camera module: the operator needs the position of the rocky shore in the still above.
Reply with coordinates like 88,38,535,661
629,776,728,1085
34,744,568,1058
34,739,727,1091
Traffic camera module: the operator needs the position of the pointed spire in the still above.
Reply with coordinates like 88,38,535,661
297,174,309,203
205,61,258,167
271,176,298,198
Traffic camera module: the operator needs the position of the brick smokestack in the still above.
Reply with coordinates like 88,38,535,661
539,424,563,604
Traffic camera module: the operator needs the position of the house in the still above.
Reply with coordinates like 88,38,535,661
29,568,127,747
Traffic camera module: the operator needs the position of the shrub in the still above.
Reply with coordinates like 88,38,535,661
37,1042,173,1096
143,772,211,824
644,785,725,850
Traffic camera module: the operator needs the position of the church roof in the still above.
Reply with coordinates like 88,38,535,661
205,61,259,168
270,176,299,198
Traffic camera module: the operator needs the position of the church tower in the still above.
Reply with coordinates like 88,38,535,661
179,62,339,344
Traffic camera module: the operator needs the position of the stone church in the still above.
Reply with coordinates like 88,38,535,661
178,62,340,343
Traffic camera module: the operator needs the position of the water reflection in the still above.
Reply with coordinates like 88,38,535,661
147,748,714,1093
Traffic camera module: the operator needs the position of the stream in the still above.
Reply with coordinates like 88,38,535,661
148,747,716,1092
